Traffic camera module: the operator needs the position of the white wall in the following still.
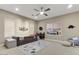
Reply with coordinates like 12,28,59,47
38,11,79,41
4,12,36,37
0,9,37,44
5,18,35,37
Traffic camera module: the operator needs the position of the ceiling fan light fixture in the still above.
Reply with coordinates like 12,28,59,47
40,12,44,15
15,8,19,11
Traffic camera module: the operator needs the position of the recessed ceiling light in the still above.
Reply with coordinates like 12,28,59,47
68,4,72,8
40,12,44,15
15,8,19,11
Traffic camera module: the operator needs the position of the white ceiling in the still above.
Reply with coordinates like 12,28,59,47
0,4,79,21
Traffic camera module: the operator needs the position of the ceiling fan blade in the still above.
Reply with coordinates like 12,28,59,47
41,7,43,11
44,13,48,16
44,8,50,11
34,9,39,12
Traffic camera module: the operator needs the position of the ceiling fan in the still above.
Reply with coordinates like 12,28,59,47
32,7,51,17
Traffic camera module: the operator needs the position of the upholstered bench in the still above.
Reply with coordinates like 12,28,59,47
5,38,17,48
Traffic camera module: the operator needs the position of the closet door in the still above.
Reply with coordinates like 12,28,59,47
4,18,15,38
29,21,34,35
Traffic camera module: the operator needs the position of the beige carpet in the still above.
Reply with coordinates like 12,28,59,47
0,40,51,55
0,40,79,55
37,40,79,55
